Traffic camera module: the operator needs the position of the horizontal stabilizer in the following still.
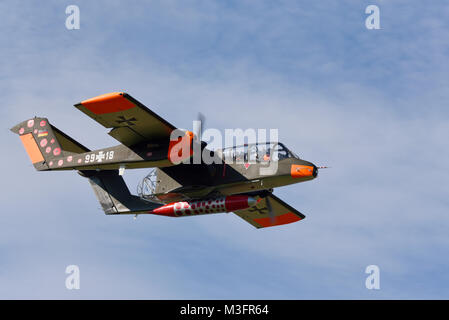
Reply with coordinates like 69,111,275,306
51,125,90,153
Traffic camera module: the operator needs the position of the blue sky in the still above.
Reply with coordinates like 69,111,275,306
1,1,448,299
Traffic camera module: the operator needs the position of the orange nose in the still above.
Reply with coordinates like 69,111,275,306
291,165,315,178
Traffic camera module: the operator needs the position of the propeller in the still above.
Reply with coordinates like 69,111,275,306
258,189,275,223
193,112,212,167
193,112,206,143
265,195,276,224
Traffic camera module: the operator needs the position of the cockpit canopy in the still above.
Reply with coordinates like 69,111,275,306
218,142,299,163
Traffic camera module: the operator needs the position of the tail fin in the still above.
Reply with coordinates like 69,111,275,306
81,170,160,215
11,117,90,171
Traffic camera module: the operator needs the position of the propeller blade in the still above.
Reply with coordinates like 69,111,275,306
265,195,275,223
198,112,205,133
193,112,206,142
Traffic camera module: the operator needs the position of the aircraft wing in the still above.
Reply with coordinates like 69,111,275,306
75,92,176,147
233,193,305,228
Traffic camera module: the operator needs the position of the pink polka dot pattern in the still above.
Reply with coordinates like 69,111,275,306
172,198,227,217
40,120,46,127
58,159,63,166
45,147,51,153
151,196,255,218
40,139,48,147
67,156,73,162
27,120,34,128
53,148,61,156
19,128,25,135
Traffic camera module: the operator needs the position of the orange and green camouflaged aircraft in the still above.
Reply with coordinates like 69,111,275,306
11,92,323,228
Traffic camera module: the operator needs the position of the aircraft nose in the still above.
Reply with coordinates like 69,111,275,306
290,163,316,178
312,165,318,178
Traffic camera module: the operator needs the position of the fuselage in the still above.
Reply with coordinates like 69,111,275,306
152,147,318,203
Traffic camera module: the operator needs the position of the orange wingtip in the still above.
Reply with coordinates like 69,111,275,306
80,92,135,115
19,133,44,164
253,212,302,228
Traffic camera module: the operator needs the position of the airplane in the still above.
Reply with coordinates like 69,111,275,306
11,92,322,228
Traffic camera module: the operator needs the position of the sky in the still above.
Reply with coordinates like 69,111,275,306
0,0,448,299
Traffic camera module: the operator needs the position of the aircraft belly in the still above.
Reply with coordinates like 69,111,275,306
216,175,310,196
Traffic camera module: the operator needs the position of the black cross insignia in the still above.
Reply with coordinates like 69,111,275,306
116,116,137,126
248,206,269,215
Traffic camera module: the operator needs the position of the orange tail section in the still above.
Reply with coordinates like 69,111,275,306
11,117,90,171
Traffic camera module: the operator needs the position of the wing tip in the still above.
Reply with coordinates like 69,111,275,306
77,92,125,105
253,212,305,228
74,92,134,115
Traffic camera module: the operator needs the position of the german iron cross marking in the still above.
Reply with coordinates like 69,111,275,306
248,206,269,215
116,116,137,126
